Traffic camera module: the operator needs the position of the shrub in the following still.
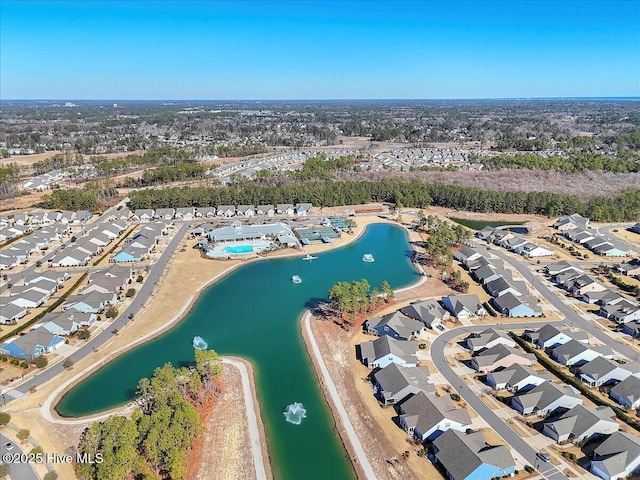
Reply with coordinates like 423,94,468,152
17,428,30,441
524,465,534,473
0,412,11,426
43,472,59,480
125,288,136,297
30,446,44,455
63,358,74,368
136,275,144,283
34,356,48,369
76,329,91,340
105,306,118,319
20,362,29,369
450,393,461,401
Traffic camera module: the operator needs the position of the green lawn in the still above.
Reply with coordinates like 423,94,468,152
450,217,525,230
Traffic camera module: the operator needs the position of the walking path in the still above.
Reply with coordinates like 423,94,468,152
303,311,377,480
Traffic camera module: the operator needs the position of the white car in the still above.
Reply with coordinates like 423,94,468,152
4,442,14,450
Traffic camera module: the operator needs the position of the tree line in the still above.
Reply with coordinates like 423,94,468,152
0,162,20,198
328,279,394,326
478,151,640,173
76,349,221,480
122,162,206,187
127,179,640,222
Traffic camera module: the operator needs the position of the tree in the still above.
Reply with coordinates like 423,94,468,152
17,428,30,442
43,472,58,480
105,306,118,319
0,412,10,426
0,463,9,478
125,288,136,298
380,280,395,302
77,329,91,340
34,356,48,369
63,358,74,368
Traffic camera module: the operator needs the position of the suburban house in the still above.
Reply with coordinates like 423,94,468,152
544,260,582,276
234,205,254,217
356,336,418,369
593,243,628,257
276,204,295,216
511,382,583,415
154,208,175,220
0,303,27,324
432,429,516,480
24,271,70,289
584,289,624,305
609,376,640,410
553,213,589,231
579,356,640,387
295,203,313,216
470,344,535,373
398,391,472,442
514,242,555,258
256,205,275,217
475,226,496,241
486,364,551,392
553,268,584,287
472,264,511,286
551,340,614,367
363,311,425,340
62,292,117,314
371,364,434,405
615,258,640,277
399,299,450,329
175,207,195,220
567,275,606,297
37,311,96,336
464,328,516,352
465,255,490,272
215,205,235,217
589,432,640,480
133,209,154,221
623,321,640,338
5,288,51,309
441,294,486,319
485,277,526,298
50,249,91,267
525,323,589,349
196,207,216,218
542,405,619,444
600,301,640,324
500,236,529,251
453,246,483,265
0,326,65,361
491,293,542,318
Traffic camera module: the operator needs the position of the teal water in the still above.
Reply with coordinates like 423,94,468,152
225,244,254,253
56,223,418,479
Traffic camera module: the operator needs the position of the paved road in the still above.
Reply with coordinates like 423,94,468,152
0,432,39,480
431,321,569,480
472,240,640,362
596,224,640,255
3,221,191,406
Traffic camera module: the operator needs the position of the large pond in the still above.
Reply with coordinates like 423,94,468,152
56,223,419,479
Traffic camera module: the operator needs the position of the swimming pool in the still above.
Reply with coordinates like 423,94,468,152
225,245,254,254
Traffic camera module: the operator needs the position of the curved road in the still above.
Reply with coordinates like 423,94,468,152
431,321,569,480
0,432,39,480
471,240,640,362
3,221,191,405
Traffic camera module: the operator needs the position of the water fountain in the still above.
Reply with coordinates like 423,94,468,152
283,402,307,425
192,336,208,350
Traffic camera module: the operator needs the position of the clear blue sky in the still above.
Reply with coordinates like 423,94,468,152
1,1,639,99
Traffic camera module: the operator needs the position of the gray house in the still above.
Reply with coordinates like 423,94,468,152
590,432,640,480
464,328,516,352
511,382,582,415
364,311,425,340
579,356,640,387
542,405,618,443
609,376,640,410
357,336,418,369
399,299,450,329
398,391,472,441
486,364,550,392
371,364,434,405
470,344,535,373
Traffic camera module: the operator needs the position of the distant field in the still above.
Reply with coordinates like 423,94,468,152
450,217,525,230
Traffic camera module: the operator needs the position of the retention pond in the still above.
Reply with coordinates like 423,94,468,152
56,223,418,479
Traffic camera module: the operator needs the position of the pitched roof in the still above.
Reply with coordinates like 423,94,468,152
373,364,434,401
489,364,550,387
358,336,417,365
366,311,424,339
544,405,616,439
610,376,640,404
400,391,471,434
513,382,581,410
472,344,533,368
466,328,513,350
399,299,448,326
579,356,640,382
592,432,640,478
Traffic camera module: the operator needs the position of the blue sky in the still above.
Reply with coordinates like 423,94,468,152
1,1,639,99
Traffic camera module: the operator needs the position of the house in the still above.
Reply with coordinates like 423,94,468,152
398,391,472,441
236,205,256,217
216,205,236,217
276,204,295,216
544,261,582,276
470,344,535,373
277,234,298,248
553,213,589,231
568,275,606,297
441,294,486,319
62,292,116,314
551,340,614,367
629,223,640,235
515,242,555,258
488,230,514,245
133,209,154,221
524,323,589,349
38,311,96,336
600,301,640,324
111,248,143,263
609,376,640,410
175,207,195,220
6,288,51,308
50,249,91,267
295,203,313,216
0,326,65,361
399,299,450,329
485,277,525,298
589,432,640,480
511,382,583,415
75,210,93,223
594,244,628,257
486,364,550,392
623,321,640,338
371,364,434,405
356,336,418,368
542,405,619,443
464,328,516,352
196,207,216,218
154,208,175,220
465,255,490,272
583,289,623,305
453,246,483,264
491,293,542,318
579,356,640,387
500,236,529,251
256,205,275,217
0,303,27,324
432,429,516,480
364,311,425,340
9,283,56,299
475,226,496,241
615,258,640,276
553,268,584,287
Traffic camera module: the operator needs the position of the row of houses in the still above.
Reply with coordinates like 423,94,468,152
543,260,640,326
129,203,314,221
0,224,70,270
0,270,71,323
455,247,543,318
476,228,556,258
48,220,129,267
552,213,628,257
110,221,169,263
0,209,92,228
356,327,517,480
